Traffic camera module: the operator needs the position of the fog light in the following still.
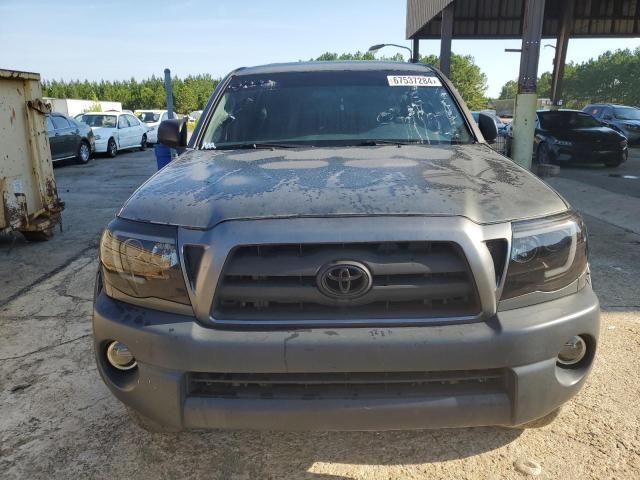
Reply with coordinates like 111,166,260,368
557,336,587,367
106,341,137,371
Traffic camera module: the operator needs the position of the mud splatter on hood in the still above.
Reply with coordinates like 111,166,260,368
118,145,567,229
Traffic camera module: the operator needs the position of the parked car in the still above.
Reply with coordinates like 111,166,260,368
46,112,95,164
534,110,628,167
76,112,148,157
583,103,640,145
134,110,169,144
94,61,598,433
189,110,203,122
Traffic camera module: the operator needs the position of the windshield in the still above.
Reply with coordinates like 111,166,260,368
80,114,117,128
137,111,161,123
614,106,640,120
200,70,473,149
538,111,601,130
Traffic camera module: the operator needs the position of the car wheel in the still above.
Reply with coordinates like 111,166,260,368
537,143,552,164
107,138,117,157
76,140,91,164
140,134,147,151
126,407,180,433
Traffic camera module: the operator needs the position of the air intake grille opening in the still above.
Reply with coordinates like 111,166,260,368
188,370,507,399
211,242,480,326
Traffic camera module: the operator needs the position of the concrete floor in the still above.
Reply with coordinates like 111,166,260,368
1,148,639,479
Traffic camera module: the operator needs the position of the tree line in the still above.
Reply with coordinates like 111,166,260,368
42,74,219,113
42,48,640,115
42,51,489,113
498,47,640,108
313,51,488,110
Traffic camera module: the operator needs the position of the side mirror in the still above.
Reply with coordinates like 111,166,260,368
158,118,188,148
478,112,498,143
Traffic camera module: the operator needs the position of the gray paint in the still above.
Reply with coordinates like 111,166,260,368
118,144,567,229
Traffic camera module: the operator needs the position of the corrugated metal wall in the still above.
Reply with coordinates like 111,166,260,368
406,0,454,38
407,0,640,39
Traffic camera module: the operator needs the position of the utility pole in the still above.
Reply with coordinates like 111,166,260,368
164,68,174,120
511,0,545,170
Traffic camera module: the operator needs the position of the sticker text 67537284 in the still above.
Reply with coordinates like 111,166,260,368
387,75,442,87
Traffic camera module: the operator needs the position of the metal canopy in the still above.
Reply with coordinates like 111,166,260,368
407,0,640,40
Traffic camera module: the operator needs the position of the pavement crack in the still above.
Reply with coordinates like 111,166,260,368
0,334,91,361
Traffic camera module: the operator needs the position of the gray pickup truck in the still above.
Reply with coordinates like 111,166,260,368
93,61,599,432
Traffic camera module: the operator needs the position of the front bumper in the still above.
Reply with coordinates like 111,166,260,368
550,143,627,164
145,128,158,144
94,138,110,153
93,285,600,431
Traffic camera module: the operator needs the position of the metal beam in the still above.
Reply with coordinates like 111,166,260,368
412,38,420,63
512,0,546,170
440,3,454,75
518,0,545,93
551,0,575,106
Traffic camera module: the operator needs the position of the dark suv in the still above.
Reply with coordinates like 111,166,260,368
93,62,599,432
583,103,640,145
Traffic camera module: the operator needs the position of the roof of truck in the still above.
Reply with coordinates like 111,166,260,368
233,61,436,76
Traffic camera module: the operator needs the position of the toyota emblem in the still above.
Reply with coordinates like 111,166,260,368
317,261,373,299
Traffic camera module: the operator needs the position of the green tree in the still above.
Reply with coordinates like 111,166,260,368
314,51,488,110
498,80,518,100
420,53,488,110
537,72,552,98
42,75,220,112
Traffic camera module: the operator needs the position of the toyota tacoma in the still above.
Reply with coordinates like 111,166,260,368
93,61,599,432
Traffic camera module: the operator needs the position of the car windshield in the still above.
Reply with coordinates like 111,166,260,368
80,114,117,128
200,70,474,148
614,106,640,120
538,111,601,130
137,111,161,123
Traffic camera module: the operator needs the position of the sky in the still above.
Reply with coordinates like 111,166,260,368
2,0,639,98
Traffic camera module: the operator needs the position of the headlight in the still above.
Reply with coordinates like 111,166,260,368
621,139,628,148
502,211,588,300
553,139,573,147
95,134,102,140
99,222,190,305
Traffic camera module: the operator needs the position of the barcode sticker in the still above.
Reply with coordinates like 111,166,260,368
387,75,442,87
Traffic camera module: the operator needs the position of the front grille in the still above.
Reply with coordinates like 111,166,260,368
188,370,507,399
212,242,480,324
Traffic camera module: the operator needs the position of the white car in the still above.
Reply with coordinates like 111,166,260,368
77,112,149,157
135,110,170,144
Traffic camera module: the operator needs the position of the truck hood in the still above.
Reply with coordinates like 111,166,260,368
119,145,568,229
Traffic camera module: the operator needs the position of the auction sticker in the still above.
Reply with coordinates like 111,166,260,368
387,75,442,87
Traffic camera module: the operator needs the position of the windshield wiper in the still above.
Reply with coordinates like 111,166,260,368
216,143,305,150
357,140,423,146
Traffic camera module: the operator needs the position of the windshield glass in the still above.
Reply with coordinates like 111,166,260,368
538,111,601,129
80,114,117,128
200,70,473,148
614,106,640,120
137,111,161,123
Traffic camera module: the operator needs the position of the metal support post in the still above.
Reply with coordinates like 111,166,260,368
412,38,420,63
551,0,574,106
164,68,174,120
512,0,545,170
439,3,454,75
